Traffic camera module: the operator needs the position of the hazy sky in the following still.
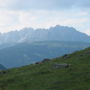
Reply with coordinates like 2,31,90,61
0,0,90,35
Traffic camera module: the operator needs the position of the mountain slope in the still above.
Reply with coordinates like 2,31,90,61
0,41,90,68
0,64,6,70
0,25,90,45
0,47,90,90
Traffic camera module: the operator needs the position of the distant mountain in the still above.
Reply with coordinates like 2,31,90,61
0,64,6,70
0,41,90,68
0,25,90,45
0,25,90,68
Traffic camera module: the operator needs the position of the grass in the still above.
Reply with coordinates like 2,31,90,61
0,47,90,90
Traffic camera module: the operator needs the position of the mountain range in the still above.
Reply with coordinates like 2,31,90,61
0,25,90,45
0,25,90,68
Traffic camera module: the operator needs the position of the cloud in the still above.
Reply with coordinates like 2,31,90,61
0,0,90,10
0,0,89,35
14,0,90,10
0,9,89,33
0,0,16,8
0,10,18,26
84,29,90,35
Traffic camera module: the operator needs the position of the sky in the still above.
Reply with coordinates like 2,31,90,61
0,0,90,35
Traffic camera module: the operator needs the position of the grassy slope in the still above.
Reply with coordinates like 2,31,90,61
0,47,90,90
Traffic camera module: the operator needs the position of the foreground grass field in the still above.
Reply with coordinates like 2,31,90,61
0,47,90,90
